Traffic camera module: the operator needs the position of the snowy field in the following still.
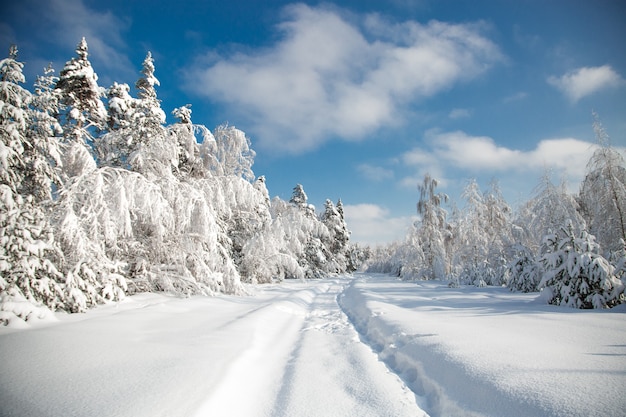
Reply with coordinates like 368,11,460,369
1,273,625,417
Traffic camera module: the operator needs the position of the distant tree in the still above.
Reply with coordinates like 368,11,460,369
455,179,489,285
416,174,450,280
290,183,315,217
290,183,308,207
578,113,626,255
210,124,256,181
334,199,350,252
539,221,623,309
321,198,350,271
253,175,271,207
516,173,585,254
481,180,513,285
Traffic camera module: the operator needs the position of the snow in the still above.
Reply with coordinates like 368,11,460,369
1,274,625,417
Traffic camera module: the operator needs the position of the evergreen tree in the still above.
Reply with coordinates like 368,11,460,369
0,46,65,322
290,183,308,207
539,221,623,308
455,179,489,285
25,64,63,202
127,51,171,177
56,37,106,145
253,175,271,207
170,105,205,179
0,45,29,192
98,82,135,167
289,183,315,217
321,199,350,270
507,244,542,292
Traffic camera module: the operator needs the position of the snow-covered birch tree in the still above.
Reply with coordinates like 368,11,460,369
578,114,626,255
415,174,450,280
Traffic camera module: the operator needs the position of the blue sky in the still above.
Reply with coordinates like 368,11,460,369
2,0,625,245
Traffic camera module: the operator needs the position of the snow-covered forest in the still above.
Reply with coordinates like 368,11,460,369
1,38,625,329
365,131,626,309
0,40,354,324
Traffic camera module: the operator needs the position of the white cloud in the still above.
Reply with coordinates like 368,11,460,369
503,91,528,103
547,65,624,102
448,108,471,119
401,130,602,189
343,203,415,245
186,4,503,153
357,163,394,182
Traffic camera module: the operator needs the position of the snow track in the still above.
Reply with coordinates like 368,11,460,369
267,280,423,417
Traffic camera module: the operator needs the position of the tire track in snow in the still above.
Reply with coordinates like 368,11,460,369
337,276,555,417
337,277,445,416
191,289,312,417
270,278,427,417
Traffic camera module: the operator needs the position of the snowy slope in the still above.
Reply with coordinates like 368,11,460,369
1,274,625,417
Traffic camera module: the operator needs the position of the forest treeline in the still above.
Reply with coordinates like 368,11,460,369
0,40,356,324
364,126,626,309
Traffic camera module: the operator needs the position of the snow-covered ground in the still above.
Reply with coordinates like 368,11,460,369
1,274,625,417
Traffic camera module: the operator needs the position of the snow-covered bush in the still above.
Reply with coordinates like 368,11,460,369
507,244,542,293
539,221,624,309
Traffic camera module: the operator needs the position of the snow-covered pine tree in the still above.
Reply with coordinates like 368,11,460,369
254,175,271,207
290,183,307,207
98,82,135,167
55,38,106,179
578,114,626,255
0,46,65,323
0,45,28,192
127,51,173,178
27,64,63,201
169,105,206,179
290,183,316,218
321,199,350,271
507,244,542,293
539,221,624,309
